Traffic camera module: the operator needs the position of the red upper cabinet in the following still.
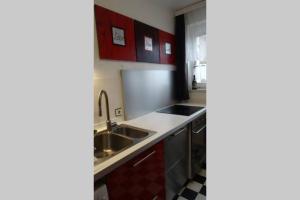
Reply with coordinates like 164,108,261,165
94,5,136,61
134,20,160,63
159,30,176,65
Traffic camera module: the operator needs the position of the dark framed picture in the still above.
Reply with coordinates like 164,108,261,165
165,42,171,54
112,26,126,46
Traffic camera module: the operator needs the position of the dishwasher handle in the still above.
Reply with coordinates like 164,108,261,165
172,127,187,137
192,125,206,134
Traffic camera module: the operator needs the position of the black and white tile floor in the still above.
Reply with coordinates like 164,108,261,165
174,163,206,200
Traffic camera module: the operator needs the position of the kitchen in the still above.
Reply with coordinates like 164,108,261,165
94,0,206,199
3,0,298,199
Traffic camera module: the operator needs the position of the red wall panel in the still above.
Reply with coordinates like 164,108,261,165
159,30,176,65
94,5,136,61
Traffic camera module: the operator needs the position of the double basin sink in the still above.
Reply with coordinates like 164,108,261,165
94,124,156,164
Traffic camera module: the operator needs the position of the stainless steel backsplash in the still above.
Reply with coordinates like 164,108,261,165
121,69,176,120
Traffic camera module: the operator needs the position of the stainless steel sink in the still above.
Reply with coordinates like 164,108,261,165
94,133,133,159
113,125,150,139
94,124,156,164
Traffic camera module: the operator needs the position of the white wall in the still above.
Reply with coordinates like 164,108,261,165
94,0,175,128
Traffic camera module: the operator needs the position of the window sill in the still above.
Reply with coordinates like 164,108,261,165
190,88,207,93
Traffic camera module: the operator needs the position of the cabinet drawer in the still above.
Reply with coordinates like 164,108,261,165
108,143,162,170
192,113,206,129
106,142,165,200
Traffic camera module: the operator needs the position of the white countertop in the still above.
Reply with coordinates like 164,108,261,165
94,103,206,179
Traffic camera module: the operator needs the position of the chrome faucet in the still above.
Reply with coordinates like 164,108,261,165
98,90,112,133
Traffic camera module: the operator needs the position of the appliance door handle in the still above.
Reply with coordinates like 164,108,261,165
192,125,206,134
133,150,156,167
172,128,186,137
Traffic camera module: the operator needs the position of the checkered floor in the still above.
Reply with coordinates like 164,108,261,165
173,163,206,200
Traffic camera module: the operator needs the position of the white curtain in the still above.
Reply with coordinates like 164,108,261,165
185,6,207,87
185,6,206,63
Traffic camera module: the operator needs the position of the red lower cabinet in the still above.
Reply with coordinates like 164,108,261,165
106,141,166,200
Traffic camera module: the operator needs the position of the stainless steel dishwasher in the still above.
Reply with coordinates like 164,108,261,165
190,112,206,177
164,127,189,200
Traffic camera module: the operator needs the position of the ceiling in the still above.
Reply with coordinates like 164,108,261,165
152,0,203,11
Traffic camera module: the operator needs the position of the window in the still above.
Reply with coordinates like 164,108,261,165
194,35,207,88
185,6,206,90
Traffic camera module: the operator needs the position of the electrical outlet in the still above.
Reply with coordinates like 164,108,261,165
115,108,122,117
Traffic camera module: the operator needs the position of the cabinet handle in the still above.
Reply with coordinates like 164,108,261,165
133,150,156,167
172,128,186,137
192,125,206,134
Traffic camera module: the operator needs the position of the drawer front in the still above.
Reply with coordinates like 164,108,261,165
107,142,165,200
192,113,206,130
164,127,188,169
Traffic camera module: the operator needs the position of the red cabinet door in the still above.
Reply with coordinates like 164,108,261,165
94,5,136,61
107,141,166,200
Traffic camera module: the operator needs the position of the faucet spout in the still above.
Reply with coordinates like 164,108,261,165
98,90,112,132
